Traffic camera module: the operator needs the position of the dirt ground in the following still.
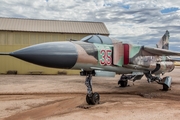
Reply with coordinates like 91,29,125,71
0,67,180,120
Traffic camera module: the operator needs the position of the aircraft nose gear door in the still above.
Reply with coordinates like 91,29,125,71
85,74,100,105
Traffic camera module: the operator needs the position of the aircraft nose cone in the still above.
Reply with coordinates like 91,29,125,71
10,42,78,69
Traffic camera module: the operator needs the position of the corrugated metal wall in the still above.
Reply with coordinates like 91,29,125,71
0,31,89,74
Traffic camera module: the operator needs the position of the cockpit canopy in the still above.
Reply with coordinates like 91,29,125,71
80,35,112,45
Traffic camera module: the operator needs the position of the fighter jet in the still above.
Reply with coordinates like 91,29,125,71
1,30,180,105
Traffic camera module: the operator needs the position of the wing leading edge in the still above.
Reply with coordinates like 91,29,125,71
142,46,180,56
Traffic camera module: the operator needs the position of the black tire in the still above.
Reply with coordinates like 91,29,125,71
86,94,93,105
121,80,128,87
91,92,100,105
163,84,169,91
86,93,100,105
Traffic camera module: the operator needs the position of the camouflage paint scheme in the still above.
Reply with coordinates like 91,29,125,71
71,31,175,75
6,31,179,76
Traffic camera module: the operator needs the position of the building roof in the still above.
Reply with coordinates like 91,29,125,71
0,17,109,35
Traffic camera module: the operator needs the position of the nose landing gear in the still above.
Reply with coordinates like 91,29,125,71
85,74,100,105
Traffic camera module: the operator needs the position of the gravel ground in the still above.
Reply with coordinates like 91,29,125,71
0,67,180,120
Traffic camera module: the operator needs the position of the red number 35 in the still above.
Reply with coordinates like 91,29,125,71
100,49,112,65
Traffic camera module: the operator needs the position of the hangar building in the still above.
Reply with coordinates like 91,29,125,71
0,17,109,74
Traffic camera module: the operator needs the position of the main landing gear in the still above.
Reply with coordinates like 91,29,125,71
118,73,171,91
85,74,100,105
144,72,172,91
118,74,135,87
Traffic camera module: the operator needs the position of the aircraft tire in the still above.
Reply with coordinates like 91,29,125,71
86,93,100,105
91,92,100,105
86,94,93,105
121,80,128,87
163,84,169,91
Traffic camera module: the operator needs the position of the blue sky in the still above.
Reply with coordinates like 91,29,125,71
161,7,179,13
0,0,180,51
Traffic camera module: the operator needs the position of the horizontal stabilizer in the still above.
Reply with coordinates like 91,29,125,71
168,57,180,61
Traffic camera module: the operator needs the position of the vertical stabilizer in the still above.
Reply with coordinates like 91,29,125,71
156,30,169,50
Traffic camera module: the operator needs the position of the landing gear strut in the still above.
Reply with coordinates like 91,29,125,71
144,72,172,91
85,74,100,105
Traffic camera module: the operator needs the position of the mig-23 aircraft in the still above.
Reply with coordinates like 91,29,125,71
1,30,180,105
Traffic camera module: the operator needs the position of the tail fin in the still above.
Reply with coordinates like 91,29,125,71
156,30,169,50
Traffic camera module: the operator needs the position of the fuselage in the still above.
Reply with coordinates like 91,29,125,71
9,35,175,75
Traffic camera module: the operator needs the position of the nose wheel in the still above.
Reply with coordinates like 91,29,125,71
85,74,100,105
86,92,100,105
